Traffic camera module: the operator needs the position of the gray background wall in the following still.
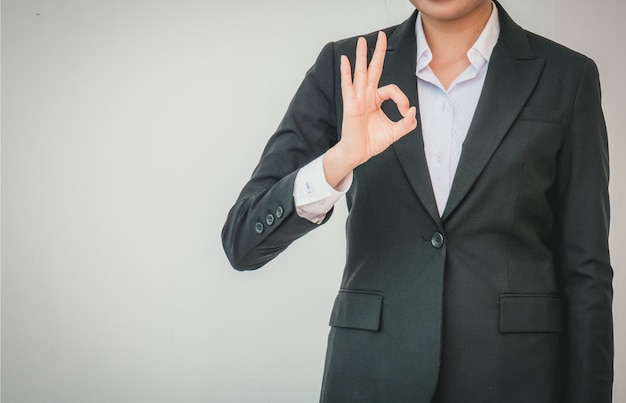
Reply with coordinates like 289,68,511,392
1,0,623,402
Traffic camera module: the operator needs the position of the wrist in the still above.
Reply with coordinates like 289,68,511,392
322,145,358,189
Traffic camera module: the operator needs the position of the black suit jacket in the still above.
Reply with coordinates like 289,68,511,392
222,3,613,402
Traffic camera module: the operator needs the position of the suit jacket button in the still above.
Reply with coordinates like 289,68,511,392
431,232,444,249
266,214,275,226
275,206,284,219
255,222,264,234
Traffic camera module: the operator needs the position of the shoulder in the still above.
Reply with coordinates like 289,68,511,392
524,30,593,67
313,19,408,65
497,3,595,77
522,29,601,92
307,20,407,83
332,23,403,55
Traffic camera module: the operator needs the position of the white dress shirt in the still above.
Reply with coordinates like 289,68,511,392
293,4,500,222
417,5,499,215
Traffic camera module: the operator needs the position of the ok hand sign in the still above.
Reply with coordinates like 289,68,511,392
323,31,417,188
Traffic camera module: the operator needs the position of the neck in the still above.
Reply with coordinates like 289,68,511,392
421,2,493,60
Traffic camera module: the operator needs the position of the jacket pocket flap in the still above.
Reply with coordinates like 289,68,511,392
500,294,563,333
329,291,383,331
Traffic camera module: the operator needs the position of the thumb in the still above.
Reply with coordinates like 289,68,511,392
388,106,417,142
398,106,418,134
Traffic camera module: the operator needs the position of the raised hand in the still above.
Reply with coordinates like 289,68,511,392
323,31,417,188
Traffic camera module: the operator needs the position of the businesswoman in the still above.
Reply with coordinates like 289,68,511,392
223,0,613,401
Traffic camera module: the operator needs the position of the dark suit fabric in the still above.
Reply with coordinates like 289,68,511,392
222,3,612,402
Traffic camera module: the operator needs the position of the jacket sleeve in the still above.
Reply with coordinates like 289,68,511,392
556,58,613,402
222,42,341,271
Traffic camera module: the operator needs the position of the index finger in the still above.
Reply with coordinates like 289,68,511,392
367,31,387,89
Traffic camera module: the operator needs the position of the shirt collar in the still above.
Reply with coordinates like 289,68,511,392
416,2,500,72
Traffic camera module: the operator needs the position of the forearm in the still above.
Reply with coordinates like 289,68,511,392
222,169,331,270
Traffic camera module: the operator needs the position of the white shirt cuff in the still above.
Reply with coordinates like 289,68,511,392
293,155,353,224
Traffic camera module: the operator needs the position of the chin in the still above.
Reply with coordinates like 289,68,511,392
412,0,491,23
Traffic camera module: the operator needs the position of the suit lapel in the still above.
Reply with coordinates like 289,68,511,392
381,12,442,226
375,3,544,225
441,3,545,221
